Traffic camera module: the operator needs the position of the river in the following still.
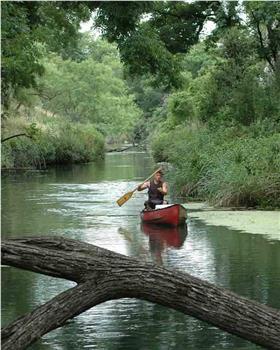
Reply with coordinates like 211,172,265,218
2,151,280,349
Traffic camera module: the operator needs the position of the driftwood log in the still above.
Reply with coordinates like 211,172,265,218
1,237,280,350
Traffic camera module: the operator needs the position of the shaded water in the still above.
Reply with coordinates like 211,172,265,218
2,152,280,349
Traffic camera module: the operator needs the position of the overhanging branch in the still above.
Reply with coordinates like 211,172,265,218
2,237,280,350
1,134,32,144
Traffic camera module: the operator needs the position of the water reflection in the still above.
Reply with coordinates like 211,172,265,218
2,152,280,350
141,223,188,265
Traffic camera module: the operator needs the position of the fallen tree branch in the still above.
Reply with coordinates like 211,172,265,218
1,237,280,350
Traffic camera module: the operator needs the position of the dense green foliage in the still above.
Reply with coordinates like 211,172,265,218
1,1,93,106
152,125,280,207
1,1,280,207
96,1,219,88
1,1,146,162
38,39,141,137
2,112,104,169
1,34,142,167
147,2,280,207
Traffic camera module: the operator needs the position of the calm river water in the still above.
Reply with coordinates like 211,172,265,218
2,152,280,350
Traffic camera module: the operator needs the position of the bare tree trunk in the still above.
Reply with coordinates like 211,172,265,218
1,237,280,350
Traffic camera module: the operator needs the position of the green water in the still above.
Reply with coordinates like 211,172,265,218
2,152,280,349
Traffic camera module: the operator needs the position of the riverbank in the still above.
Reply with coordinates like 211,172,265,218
185,202,280,241
1,118,105,169
152,123,280,209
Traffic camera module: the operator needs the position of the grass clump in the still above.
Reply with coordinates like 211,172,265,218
153,125,280,208
1,116,105,169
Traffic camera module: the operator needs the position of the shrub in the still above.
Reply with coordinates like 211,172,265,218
150,131,170,162
1,119,105,168
152,123,280,208
52,123,104,164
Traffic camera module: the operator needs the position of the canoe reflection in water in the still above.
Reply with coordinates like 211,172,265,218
141,223,188,265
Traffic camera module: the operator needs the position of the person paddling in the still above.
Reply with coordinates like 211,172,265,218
137,168,168,210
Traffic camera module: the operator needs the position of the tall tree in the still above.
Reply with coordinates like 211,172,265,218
244,1,280,73
1,1,92,107
37,38,141,138
1,0,221,108
95,1,220,87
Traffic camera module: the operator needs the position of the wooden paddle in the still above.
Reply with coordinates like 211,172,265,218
116,167,162,207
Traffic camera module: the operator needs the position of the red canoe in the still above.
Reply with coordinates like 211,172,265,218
140,204,187,226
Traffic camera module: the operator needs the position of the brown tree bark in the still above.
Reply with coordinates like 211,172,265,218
1,237,280,350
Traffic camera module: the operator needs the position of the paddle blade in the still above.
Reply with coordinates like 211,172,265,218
116,191,134,206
